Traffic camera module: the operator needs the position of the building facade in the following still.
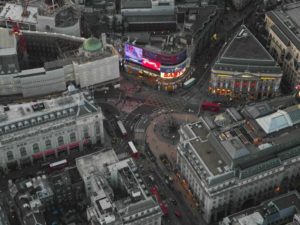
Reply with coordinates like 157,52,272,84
121,0,176,32
265,3,300,90
0,91,104,171
0,29,120,97
76,150,163,225
220,191,300,225
210,25,282,100
177,95,300,223
178,5,219,61
0,0,81,37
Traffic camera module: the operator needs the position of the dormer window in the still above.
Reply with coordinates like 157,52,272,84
50,114,55,120
24,121,29,127
37,117,42,123
57,112,62,118
31,119,36,124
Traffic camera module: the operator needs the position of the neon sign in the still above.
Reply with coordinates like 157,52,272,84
142,58,161,71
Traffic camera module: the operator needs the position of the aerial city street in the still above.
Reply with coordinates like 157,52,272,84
1,0,300,224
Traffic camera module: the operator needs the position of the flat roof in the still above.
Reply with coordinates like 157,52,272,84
121,0,152,9
267,2,300,50
188,122,228,176
0,28,16,49
0,92,99,137
0,3,38,24
76,149,119,176
273,192,300,211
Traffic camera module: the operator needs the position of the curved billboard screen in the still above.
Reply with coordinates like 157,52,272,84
125,43,143,64
142,58,161,71
160,58,188,73
143,49,187,66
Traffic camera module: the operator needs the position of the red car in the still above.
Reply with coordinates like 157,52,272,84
174,210,182,218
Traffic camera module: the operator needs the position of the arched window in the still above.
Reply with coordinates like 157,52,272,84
20,147,27,157
7,151,13,160
95,121,100,134
83,127,89,139
58,136,64,146
32,143,39,153
45,139,51,149
70,133,76,142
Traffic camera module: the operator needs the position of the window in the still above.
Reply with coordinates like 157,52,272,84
83,127,89,139
95,121,100,134
70,133,76,142
58,136,64,146
33,143,39,153
45,139,51,149
7,151,13,161
20,147,27,157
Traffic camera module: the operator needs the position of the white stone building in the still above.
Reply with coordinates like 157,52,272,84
177,96,300,223
76,150,163,225
265,3,300,89
0,29,120,97
0,91,104,171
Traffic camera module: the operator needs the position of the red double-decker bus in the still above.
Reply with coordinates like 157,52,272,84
201,100,221,112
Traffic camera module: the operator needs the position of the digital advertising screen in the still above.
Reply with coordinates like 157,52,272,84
142,58,161,71
143,49,187,65
160,68,186,79
125,43,143,64
160,59,187,73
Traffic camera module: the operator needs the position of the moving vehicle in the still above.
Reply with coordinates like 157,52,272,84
128,141,139,159
201,100,221,112
49,159,68,172
117,120,127,137
174,210,182,218
183,78,196,89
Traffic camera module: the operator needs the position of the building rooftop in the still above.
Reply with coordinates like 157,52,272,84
267,2,300,49
256,104,300,134
0,3,38,24
212,25,281,74
83,37,103,52
178,96,300,187
77,149,162,224
121,0,152,9
221,191,300,225
76,149,119,177
0,92,98,139
0,28,15,49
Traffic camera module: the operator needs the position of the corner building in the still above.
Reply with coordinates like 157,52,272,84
210,25,282,101
0,91,104,171
177,96,300,223
265,3,300,89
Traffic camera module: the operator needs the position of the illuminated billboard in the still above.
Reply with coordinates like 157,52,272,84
143,49,187,65
125,43,143,64
160,58,188,73
160,68,186,79
142,58,161,71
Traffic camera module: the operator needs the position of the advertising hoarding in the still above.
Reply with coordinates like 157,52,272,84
143,49,187,65
142,58,161,71
160,58,188,73
125,43,143,64
160,68,186,79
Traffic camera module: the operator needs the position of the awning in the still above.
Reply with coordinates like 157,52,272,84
69,142,80,149
57,144,68,151
44,149,56,156
32,152,43,159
